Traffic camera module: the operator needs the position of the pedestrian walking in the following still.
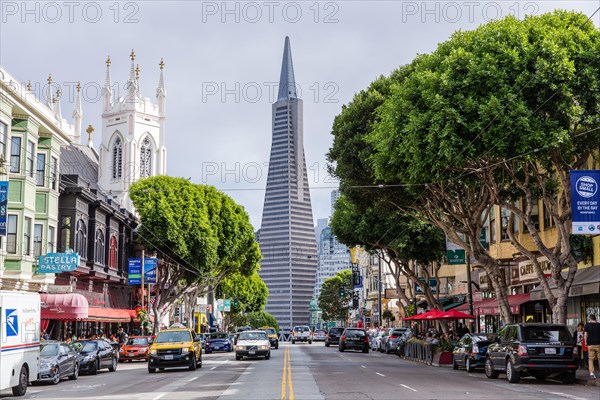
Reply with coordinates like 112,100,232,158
574,323,585,367
584,314,600,379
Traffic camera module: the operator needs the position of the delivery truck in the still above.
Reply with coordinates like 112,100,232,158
0,291,40,396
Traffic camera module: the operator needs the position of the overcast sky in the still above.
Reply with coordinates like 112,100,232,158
2,1,598,230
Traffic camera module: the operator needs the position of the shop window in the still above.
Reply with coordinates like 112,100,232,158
36,153,46,186
10,136,21,173
34,223,43,257
75,219,87,259
7,215,18,254
94,229,105,265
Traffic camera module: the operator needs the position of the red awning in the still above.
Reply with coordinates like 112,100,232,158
456,294,531,316
41,293,89,320
86,307,132,323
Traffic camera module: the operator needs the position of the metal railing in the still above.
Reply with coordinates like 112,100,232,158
397,341,434,365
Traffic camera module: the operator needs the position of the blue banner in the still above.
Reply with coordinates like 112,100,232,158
128,258,158,284
571,170,600,234
0,181,8,236
37,249,80,273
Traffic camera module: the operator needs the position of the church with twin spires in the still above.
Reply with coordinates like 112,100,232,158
97,50,168,211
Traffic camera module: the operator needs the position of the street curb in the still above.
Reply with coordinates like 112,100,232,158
431,363,453,368
576,378,600,387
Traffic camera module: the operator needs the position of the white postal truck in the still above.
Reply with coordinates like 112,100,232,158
0,291,40,396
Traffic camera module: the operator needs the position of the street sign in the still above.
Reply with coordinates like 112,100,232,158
127,258,158,284
224,299,231,312
0,181,8,236
446,234,466,265
37,249,80,273
415,278,437,294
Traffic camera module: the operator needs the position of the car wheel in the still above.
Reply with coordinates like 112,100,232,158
275,344,279,349
51,367,60,385
108,357,117,372
339,346,345,352
292,340,296,344
90,359,99,375
11,366,28,396
265,352,270,360
484,358,499,379
148,366,156,373
118,359,124,363
453,357,458,370
325,342,330,347
236,355,242,361
189,355,197,371
309,341,312,344
506,359,520,383
69,364,79,380
561,371,576,384
466,357,474,373
362,348,369,354
198,355,202,368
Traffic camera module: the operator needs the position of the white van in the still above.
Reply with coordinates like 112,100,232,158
0,291,40,396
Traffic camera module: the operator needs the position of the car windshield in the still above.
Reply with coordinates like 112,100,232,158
294,327,309,332
522,326,572,342
126,337,149,346
315,330,325,334
392,329,407,336
330,328,343,334
239,332,267,341
345,330,365,337
210,333,228,339
40,344,59,356
79,342,97,352
155,331,192,343
472,334,490,343
264,328,276,335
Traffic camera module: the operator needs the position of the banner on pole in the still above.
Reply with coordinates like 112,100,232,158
570,170,600,234
0,181,8,236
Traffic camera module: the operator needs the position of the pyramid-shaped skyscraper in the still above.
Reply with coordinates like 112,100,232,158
258,37,318,329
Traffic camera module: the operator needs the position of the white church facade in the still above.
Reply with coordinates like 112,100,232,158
98,50,167,211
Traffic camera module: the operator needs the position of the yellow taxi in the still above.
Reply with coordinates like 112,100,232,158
260,326,279,349
148,328,202,373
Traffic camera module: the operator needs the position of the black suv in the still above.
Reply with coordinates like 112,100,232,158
484,323,578,384
325,327,344,347
339,328,369,353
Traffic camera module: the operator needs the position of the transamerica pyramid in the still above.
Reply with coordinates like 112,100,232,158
258,37,318,330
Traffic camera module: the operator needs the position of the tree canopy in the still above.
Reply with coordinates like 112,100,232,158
318,270,353,324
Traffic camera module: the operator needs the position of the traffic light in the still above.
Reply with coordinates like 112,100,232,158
339,287,345,297
233,300,239,307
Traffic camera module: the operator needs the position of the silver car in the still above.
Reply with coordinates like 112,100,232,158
37,341,79,384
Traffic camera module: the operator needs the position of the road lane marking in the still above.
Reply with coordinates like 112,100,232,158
400,384,417,392
376,372,385,377
281,345,294,400
211,366,217,370
546,392,587,400
361,365,366,369
153,394,166,400
188,376,198,382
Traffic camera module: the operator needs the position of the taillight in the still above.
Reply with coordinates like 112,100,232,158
364,336,369,343
389,335,397,339
341,335,346,341
574,346,578,357
517,345,528,356
471,344,479,355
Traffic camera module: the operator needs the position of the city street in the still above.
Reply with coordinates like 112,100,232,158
2,343,599,400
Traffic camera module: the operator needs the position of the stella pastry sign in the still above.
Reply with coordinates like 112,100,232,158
38,249,80,273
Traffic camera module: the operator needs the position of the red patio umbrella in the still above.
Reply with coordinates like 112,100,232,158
406,309,445,320
438,309,476,320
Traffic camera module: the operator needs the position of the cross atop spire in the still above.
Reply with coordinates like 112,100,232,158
277,36,297,100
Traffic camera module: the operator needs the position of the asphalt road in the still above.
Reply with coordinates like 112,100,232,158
2,342,599,400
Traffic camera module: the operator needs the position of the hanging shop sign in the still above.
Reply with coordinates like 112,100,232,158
571,170,600,234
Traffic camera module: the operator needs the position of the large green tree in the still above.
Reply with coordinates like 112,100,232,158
220,271,268,313
247,311,279,332
369,11,600,324
318,270,353,325
130,176,261,331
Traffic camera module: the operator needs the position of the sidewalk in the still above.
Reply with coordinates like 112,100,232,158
576,369,600,387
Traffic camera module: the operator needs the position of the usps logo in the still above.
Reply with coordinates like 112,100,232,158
5,309,18,336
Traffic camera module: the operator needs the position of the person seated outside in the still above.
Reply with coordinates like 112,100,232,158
170,317,185,328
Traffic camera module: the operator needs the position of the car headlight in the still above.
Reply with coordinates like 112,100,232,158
150,349,158,355
139,347,148,352
40,363,51,370
181,348,190,355
235,345,245,350
259,345,269,350
82,354,95,362
119,348,125,353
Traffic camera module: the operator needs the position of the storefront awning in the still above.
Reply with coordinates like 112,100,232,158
455,293,530,316
86,307,132,323
530,265,600,300
41,293,89,320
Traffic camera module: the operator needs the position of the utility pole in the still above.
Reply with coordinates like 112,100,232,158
377,263,382,327
141,250,145,310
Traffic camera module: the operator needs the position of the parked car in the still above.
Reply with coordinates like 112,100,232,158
325,327,344,347
382,328,410,354
291,326,312,344
148,328,203,373
484,323,578,384
260,326,279,349
370,331,385,351
205,332,233,353
37,341,79,384
235,330,271,360
313,330,327,342
118,336,151,362
339,328,369,353
453,333,493,372
71,340,117,375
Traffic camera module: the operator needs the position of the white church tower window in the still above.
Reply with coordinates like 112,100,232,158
140,137,152,178
112,136,123,180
